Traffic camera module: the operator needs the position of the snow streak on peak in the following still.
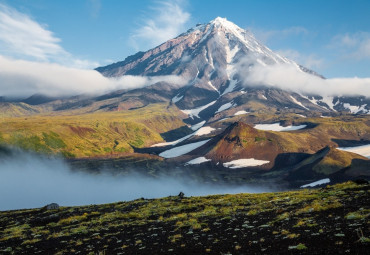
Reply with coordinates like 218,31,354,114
210,17,240,30
194,17,293,66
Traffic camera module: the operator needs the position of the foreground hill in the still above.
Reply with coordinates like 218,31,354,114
0,181,368,254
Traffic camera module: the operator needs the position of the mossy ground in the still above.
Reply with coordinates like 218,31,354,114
0,181,368,254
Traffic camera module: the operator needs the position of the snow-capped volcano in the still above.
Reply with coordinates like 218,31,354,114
96,17,370,120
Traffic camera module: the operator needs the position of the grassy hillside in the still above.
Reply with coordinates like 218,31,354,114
0,103,186,158
0,181,368,254
0,102,43,118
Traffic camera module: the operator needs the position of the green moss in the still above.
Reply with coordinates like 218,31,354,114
254,137,266,142
61,151,76,158
129,137,144,147
103,147,112,152
42,132,66,149
296,243,307,250
11,133,51,153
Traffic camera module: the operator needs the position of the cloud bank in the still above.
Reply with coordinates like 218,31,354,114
0,56,187,97
238,58,370,97
0,3,98,68
129,0,190,50
0,150,270,211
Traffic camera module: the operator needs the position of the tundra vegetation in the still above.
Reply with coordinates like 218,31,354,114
0,181,368,254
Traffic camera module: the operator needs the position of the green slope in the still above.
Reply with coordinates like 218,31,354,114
0,103,186,158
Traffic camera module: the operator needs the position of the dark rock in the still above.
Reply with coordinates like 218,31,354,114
46,203,59,210
353,179,369,185
178,192,185,199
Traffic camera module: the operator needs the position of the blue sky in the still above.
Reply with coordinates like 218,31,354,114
0,0,370,78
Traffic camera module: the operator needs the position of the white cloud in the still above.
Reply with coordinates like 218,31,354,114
0,4,98,68
277,49,324,69
129,0,190,50
237,58,370,97
0,56,188,97
0,4,64,60
331,32,370,60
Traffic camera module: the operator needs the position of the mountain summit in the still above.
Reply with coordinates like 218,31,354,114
96,17,370,120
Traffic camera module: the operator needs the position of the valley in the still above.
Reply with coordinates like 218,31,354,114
1,103,369,189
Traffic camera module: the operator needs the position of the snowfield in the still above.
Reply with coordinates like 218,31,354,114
159,139,211,158
337,144,370,158
342,103,369,114
223,158,270,169
254,123,307,131
215,102,234,113
191,121,206,131
195,126,215,136
181,101,217,119
296,114,306,118
290,95,309,110
152,125,214,147
301,178,330,188
185,157,211,165
151,133,194,147
234,110,249,116
171,94,183,103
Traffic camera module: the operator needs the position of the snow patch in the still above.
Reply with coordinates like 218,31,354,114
343,103,369,114
320,96,337,111
185,157,211,165
234,110,249,116
222,74,238,95
181,101,217,119
151,133,194,147
191,121,206,131
254,123,307,131
225,44,239,63
223,158,270,169
199,26,212,44
172,94,183,103
337,144,370,158
296,114,306,118
215,102,234,113
195,126,216,136
207,81,219,93
290,96,309,110
159,139,211,158
301,178,330,188
217,117,230,122
222,42,240,96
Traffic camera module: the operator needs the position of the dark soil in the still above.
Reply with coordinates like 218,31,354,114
0,182,369,254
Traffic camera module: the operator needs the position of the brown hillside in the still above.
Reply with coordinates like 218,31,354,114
205,122,281,169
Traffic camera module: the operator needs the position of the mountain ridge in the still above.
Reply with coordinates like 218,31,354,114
95,17,370,118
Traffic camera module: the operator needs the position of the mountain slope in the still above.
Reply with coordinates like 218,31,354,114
96,17,370,122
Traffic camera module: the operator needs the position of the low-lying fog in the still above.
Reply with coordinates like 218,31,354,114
0,150,273,211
